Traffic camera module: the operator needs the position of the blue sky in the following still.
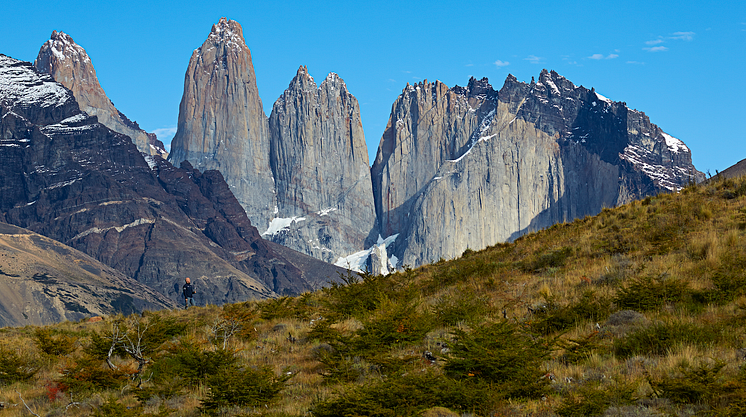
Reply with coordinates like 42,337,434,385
2,0,744,174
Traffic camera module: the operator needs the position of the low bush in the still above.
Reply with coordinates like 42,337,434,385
0,346,39,384
149,340,238,386
311,370,491,417
530,291,612,335
614,322,726,359
615,274,691,311
555,380,637,417
444,320,551,399
57,354,132,395
559,333,604,365
520,247,574,273
649,359,726,405
200,365,291,413
432,289,490,326
34,328,77,356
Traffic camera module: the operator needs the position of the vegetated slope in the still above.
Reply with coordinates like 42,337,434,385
3,175,746,416
0,222,178,327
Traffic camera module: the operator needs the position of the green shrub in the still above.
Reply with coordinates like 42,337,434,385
321,271,392,319
559,333,604,365
311,370,491,417
34,328,77,356
615,274,691,311
57,355,132,395
200,366,291,413
530,291,611,335
613,322,725,359
444,321,550,399
520,247,573,273
432,289,490,326
92,397,142,417
555,380,637,417
355,296,433,349
258,296,297,320
709,250,746,303
149,340,238,386
134,375,185,403
649,359,726,405
0,346,39,384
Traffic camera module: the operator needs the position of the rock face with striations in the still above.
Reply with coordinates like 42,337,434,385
34,31,167,157
168,18,275,229
0,54,342,307
371,70,702,267
169,19,377,264
266,66,376,263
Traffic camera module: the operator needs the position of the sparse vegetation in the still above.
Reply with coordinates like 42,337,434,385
3,175,746,415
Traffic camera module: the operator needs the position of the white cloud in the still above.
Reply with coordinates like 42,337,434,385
670,31,695,41
465,63,474,67
494,60,510,67
153,127,177,139
524,55,543,64
646,39,664,45
643,46,668,52
589,53,618,60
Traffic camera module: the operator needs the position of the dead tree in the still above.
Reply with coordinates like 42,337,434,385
105,318,151,387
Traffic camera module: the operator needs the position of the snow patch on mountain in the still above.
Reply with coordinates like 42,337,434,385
262,216,306,237
334,234,399,275
662,132,688,154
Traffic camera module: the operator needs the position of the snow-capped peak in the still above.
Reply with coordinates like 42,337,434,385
0,55,72,114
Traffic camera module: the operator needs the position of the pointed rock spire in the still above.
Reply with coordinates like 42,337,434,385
268,66,376,263
168,18,275,230
34,31,166,157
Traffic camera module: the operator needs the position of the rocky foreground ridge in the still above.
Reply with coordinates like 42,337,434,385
0,55,341,309
168,18,701,272
0,222,177,327
34,31,167,157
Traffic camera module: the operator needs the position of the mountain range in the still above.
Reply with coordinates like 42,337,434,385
0,17,704,324
167,18,702,272
0,54,341,326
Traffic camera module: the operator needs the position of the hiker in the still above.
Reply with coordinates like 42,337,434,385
183,277,196,308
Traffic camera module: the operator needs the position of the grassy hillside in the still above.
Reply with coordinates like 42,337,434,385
2,175,746,416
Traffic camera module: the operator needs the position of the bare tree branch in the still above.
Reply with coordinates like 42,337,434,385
16,391,40,417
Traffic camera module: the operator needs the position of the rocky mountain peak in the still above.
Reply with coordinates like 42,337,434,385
466,76,494,98
207,17,246,49
322,72,345,89
289,65,316,90
34,32,166,157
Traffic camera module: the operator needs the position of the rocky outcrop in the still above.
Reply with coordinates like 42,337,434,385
266,66,376,263
0,222,178,327
372,70,702,267
0,54,342,307
34,31,167,157
167,18,274,229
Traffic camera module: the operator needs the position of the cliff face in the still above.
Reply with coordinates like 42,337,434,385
169,19,377,264
34,31,166,157
167,18,275,229
266,66,376,263
371,70,702,267
0,55,341,306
